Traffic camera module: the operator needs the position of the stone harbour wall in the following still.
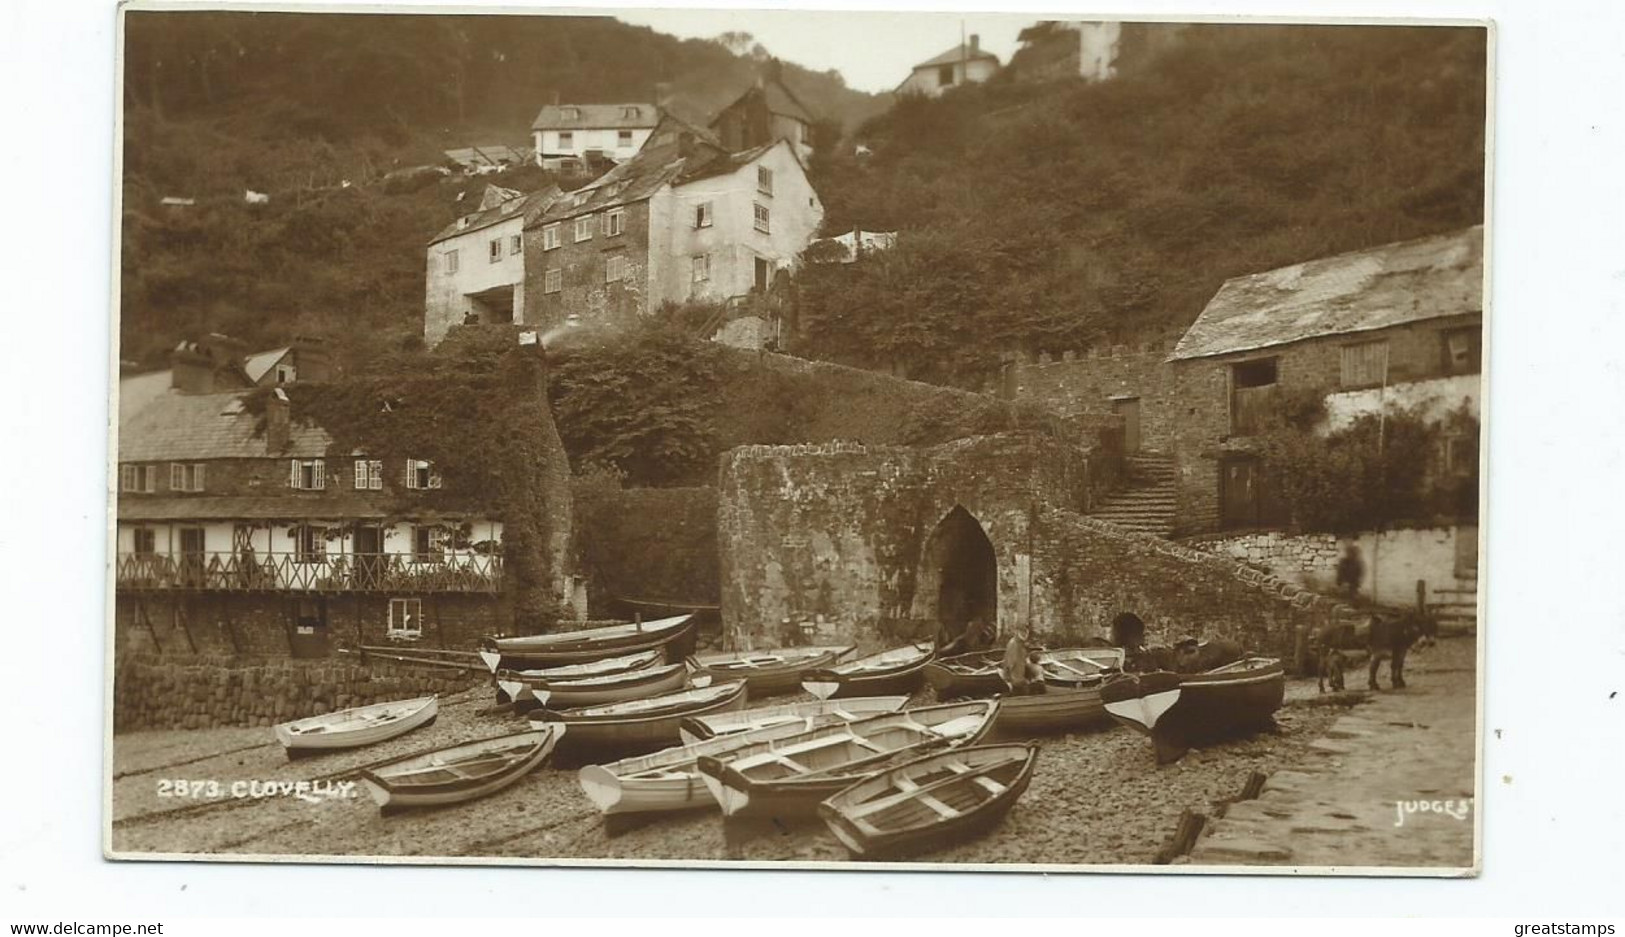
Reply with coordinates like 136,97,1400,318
112,655,483,733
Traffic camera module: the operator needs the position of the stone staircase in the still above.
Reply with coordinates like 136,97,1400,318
1089,453,1179,539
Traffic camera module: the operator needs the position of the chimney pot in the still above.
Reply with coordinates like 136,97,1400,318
970,34,980,52
265,388,290,453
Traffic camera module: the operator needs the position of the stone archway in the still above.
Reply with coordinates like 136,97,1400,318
917,505,998,634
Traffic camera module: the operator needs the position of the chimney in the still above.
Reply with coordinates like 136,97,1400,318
291,335,333,383
170,341,216,394
265,388,290,454
970,33,980,53
202,332,248,370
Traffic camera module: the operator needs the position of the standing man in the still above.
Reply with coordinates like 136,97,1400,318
1336,541,1365,601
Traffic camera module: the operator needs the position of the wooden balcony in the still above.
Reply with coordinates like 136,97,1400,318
114,551,503,594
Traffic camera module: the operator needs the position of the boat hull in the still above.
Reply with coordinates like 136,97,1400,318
274,696,438,756
534,681,748,760
688,646,854,698
922,651,1006,700
494,650,662,704
677,696,913,745
360,727,562,811
696,701,999,822
801,649,933,701
481,615,696,672
1102,660,1285,763
988,686,1112,737
819,744,1040,861
503,664,690,711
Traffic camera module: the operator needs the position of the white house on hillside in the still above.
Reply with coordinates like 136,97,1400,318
530,103,661,165
897,34,1001,97
424,184,563,347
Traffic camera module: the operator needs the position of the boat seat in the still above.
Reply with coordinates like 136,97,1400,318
942,759,1008,796
917,793,960,819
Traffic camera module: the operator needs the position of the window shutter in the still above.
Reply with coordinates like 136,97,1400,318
145,467,157,493
314,461,326,490
194,464,205,491
404,461,415,490
290,459,300,489
120,465,132,492
170,464,182,490
430,466,443,489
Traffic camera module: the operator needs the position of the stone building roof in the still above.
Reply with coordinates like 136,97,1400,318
428,186,563,246
528,116,729,227
1170,225,1484,362
118,391,330,462
530,103,660,131
913,42,1001,69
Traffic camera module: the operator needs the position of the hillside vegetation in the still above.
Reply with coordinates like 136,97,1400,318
119,11,885,368
796,24,1487,386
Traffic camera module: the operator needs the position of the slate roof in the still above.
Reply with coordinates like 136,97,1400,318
530,103,660,131
527,117,729,228
118,369,179,427
118,390,331,462
429,186,563,246
1169,225,1485,362
676,139,784,185
913,42,1001,69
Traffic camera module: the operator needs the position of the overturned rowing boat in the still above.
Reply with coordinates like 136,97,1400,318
1101,657,1286,764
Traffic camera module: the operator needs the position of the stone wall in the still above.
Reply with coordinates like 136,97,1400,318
113,654,482,733
114,592,509,659
1008,343,1181,452
1190,524,1478,608
718,434,1098,651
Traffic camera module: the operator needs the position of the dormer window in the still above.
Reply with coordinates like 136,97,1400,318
561,107,580,120
621,106,639,119
405,459,443,490
290,459,325,491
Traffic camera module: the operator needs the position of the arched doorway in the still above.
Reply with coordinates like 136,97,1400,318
919,506,998,634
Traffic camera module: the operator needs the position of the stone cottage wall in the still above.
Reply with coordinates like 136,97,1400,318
1188,524,1477,608
113,654,482,732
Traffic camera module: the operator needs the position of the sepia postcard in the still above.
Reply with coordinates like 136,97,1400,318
106,3,1490,875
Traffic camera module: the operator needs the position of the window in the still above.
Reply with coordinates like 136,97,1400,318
404,459,442,490
169,463,205,492
290,459,325,490
618,129,634,148
1443,434,1478,478
542,224,561,250
1441,327,1481,375
753,203,771,234
621,106,640,119
120,464,157,493
938,64,956,86
544,268,562,294
602,209,625,237
557,130,574,149
574,215,594,242
413,526,446,564
388,598,423,637
509,234,522,256
606,254,628,283
1231,358,1278,389
1340,339,1390,388
132,527,157,556
488,239,502,263
352,459,383,491
694,202,713,229
691,253,711,283
274,364,296,384
444,250,459,274
757,165,774,195
293,525,326,564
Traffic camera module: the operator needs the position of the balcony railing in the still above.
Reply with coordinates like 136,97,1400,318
115,551,503,594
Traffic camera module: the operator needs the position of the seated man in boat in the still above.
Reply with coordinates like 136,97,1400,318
1001,629,1047,695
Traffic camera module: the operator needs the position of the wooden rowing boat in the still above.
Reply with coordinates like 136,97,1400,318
359,726,563,811
925,647,1124,698
479,614,696,672
493,650,661,704
818,743,1040,860
529,680,748,759
988,684,1114,737
922,650,1006,699
498,663,693,710
577,717,852,818
1100,657,1286,764
686,645,855,697
800,643,934,700
695,700,999,821
677,696,912,745
273,696,438,757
